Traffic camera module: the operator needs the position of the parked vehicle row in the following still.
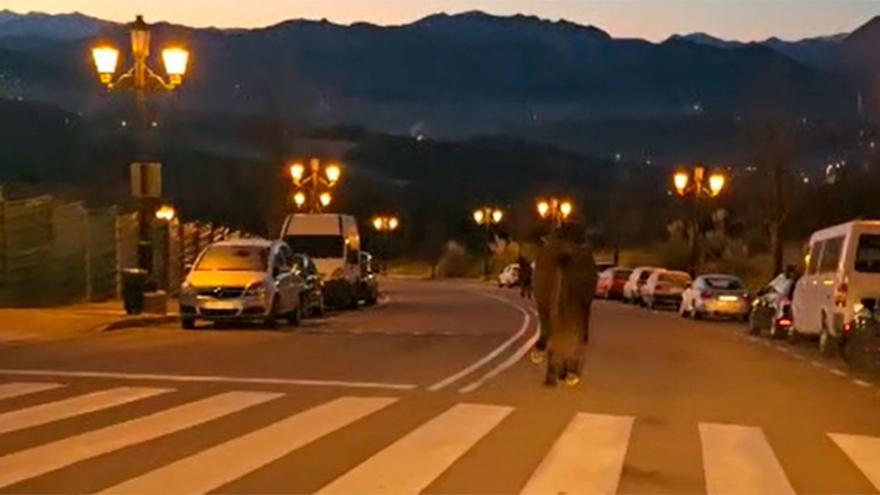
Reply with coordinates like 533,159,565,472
178,213,381,329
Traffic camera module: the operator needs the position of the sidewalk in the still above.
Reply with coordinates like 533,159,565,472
0,299,180,344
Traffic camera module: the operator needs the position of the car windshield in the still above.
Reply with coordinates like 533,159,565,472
285,236,345,259
638,270,653,281
196,246,269,272
856,234,880,273
704,277,744,290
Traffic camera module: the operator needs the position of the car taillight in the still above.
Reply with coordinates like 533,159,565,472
834,282,848,308
844,321,853,335
777,318,793,327
701,291,713,299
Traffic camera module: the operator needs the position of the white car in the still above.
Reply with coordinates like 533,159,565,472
793,220,880,356
623,267,657,304
498,264,520,288
640,270,692,309
680,274,750,320
179,239,305,329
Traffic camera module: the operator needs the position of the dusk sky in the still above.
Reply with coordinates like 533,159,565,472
4,0,877,41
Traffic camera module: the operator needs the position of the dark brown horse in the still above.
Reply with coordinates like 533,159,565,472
533,228,597,386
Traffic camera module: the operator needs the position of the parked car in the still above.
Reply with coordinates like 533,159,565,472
748,272,796,338
680,274,750,320
640,270,691,309
179,239,304,329
623,267,657,304
291,253,325,317
793,220,880,356
358,251,380,306
596,267,633,299
498,263,520,288
843,298,880,372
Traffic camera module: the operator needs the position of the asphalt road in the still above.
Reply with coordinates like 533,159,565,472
1,278,880,494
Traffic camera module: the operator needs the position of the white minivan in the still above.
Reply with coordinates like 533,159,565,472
793,220,880,355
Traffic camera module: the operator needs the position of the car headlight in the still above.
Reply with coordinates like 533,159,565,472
180,281,196,296
244,281,267,297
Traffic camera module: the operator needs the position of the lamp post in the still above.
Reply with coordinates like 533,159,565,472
536,198,574,228
473,207,504,277
289,159,342,213
672,165,727,276
90,15,190,279
371,215,400,274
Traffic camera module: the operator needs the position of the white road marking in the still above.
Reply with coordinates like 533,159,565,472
0,387,170,434
0,391,280,488
316,403,512,495
792,354,806,361
830,433,880,491
0,382,62,400
0,368,415,391
101,396,397,495
830,368,848,377
811,361,826,369
853,379,873,388
520,413,634,495
427,293,532,391
458,323,540,393
699,423,795,495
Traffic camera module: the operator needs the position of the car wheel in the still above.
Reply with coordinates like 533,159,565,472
819,328,840,357
263,297,279,329
286,304,302,327
181,317,196,330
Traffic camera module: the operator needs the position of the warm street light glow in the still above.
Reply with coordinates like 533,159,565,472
709,173,726,197
492,209,504,224
388,217,399,231
560,201,573,218
155,204,176,221
373,217,384,231
319,192,332,207
537,201,550,218
674,170,690,195
325,164,341,184
373,215,401,232
289,163,305,183
293,191,306,208
473,209,485,225
161,47,189,86
91,46,119,84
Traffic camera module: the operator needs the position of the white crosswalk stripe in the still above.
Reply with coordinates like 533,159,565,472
0,382,62,400
0,391,281,489
100,396,398,495
2,386,880,494
0,387,171,435
699,423,795,495
316,403,513,495
829,432,880,491
521,413,634,495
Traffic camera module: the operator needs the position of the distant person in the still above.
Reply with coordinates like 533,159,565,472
531,222,597,387
518,255,533,299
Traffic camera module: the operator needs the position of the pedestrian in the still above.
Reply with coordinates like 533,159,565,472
531,222,597,387
518,255,533,299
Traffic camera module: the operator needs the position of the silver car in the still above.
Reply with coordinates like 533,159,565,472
179,239,304,329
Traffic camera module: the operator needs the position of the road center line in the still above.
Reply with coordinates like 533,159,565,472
0,369,416,391
427,292,532,392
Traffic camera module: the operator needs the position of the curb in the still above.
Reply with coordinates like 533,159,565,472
100,314,179,332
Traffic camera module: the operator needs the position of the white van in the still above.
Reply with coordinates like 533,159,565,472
793,220,880,355
281,213,362,309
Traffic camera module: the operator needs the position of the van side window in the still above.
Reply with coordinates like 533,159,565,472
807,241,823,275
818,236,844,274
856,234,880,273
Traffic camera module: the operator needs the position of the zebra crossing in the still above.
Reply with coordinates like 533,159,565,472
0,380,879,494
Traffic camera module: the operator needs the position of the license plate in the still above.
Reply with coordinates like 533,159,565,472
201,300,238,310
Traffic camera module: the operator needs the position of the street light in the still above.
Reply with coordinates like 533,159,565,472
90,15,190,287
154,204,176,222
536,198,574,227
289,158,342,213
473,206,504,277
372,215,401,274
672,165,728,276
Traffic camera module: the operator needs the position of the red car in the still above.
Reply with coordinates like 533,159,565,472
596,267,633,300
